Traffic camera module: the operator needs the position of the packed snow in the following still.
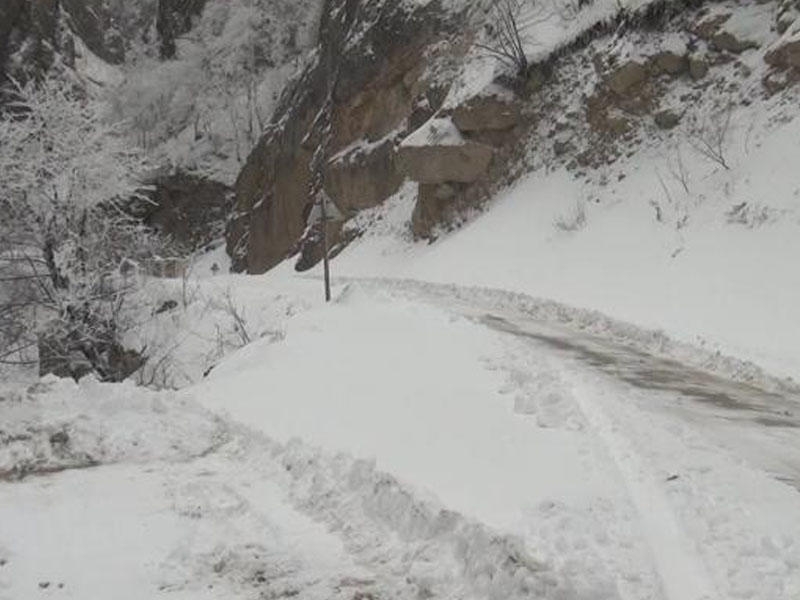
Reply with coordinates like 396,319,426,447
3,272,799,599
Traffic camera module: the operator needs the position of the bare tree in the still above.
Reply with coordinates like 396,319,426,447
476,0,532,78
0,78,163,379
687,103,734,171
475,0,579,79
666,143,691,194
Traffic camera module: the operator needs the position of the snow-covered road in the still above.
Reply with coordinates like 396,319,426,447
477,310,800,600
2,278,799,600
356,278,800,600
480,313,800,490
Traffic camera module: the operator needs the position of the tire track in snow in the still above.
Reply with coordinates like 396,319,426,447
215,423,580,600
567,378,719,600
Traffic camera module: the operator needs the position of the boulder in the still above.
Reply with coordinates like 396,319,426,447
690,13,732,40
451,94,521,132
606,61,649,95
711,31,759,54
689,57,709,80
397,142,494,184
650,52,688,76
765,38,800,70
325,137,404,213
411,183,465,239
654,110,681,130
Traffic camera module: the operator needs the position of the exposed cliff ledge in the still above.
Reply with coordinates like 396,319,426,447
226,0,800,274
226,0,467,274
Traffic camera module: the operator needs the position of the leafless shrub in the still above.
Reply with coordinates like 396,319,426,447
476,0,580,79
687,104,734,171
476,0,534,78
725,202,777,228
652,169,690,230
221,290,251,347
666,143,691,194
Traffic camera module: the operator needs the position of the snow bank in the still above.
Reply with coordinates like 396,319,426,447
124,263,322,389
0,376,225,480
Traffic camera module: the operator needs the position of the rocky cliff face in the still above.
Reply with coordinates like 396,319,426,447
156,0,207,59
225,0,800,275
5,0,798,277
0,0,208,84
142,173,232,252
0,0,61,83
226,0,469,273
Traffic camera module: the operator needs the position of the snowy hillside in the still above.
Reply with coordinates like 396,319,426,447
2,0,800,599
325,0,800,382
332,101,800,381
108,0,323,183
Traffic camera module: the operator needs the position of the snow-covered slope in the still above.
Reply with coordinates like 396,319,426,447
331,105,800,381
109,0,323,183
319,0,800,383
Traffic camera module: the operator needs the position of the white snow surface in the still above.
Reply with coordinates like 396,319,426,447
401,117,465,147
332,106,800,383
3,271,800,600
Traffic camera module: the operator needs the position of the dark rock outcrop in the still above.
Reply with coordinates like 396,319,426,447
397,142,494,184
61,0,126,65
606,61,649,95
451,94,521,132
0,0,59,83
226,0,465,274
141,173,232,252
325,137,405,214
765,38,800,70
157,0,207,59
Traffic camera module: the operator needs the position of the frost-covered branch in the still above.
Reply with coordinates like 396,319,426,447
0,78,164,379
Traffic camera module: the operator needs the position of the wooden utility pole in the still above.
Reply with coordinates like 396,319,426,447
308,25,345,303
319,190,331,302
